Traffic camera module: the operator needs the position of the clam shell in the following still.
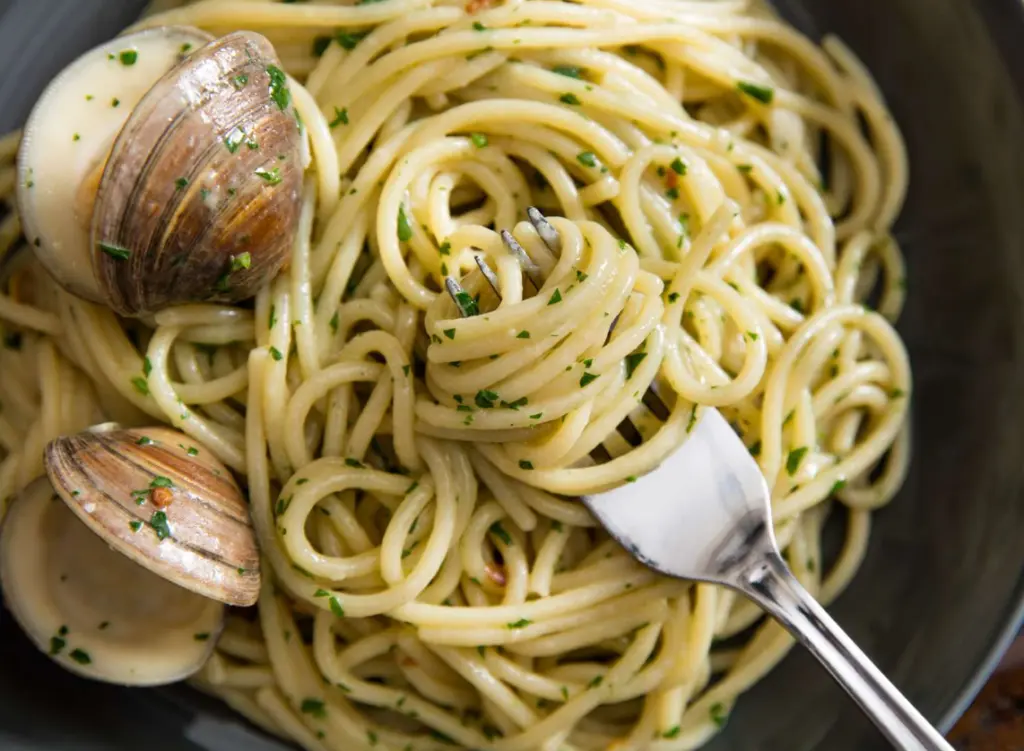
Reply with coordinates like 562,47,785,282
0,477,224,686
92,31,303,316
44,425,260,607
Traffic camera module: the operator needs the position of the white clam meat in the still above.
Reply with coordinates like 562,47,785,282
0,477,224,686
16,26,214,303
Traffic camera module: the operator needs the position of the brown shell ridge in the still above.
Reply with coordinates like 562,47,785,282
89,432,252,528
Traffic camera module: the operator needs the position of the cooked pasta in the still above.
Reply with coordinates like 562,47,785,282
0,0,911,749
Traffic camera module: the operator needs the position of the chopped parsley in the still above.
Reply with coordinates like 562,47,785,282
670,157,687,175
329,311,339,334
438,241,451,255
344,458,365,468
470,132,489,148
443,328,456,340
266,64,291,111
255,166,282,185
472,21,488,31
329,597,345,618
577,151,597,167
49,636,66,655
300,698,327,719
397,206,413,242
490,521,512,546
475,390,498,409
118,50,138,66
452,290,479,317
663,726,682,739
329,107,349,127
149,511,172,540
269,346,283,361
194,632,210,641
553,65,582,78
230,252,251,271
559,92,581,106
579,372,599,388
507,618,532,629
516,330,530,339
786,447,808,476
136,436,154,446
588,676,603,689
131,377,150,396
710,702,728,727
737,81,774,104
547,289,562,305
98,241,130,260
150,476,173,489
69,649,91,665
336,30,367,50
624,352,647,379
668,292,680,303
518,460,534,470
830,478,847,495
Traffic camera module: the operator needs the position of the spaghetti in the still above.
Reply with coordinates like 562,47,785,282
0,0,911,749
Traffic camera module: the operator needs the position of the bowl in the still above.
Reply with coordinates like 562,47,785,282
0,1,1022,749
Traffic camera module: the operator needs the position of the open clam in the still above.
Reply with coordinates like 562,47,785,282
16,26,303,315
0,477,225,686
43,424,260,607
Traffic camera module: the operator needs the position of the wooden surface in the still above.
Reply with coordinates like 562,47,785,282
949,635,1024,750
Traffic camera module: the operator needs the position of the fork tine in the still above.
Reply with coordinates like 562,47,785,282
473,253,501,297
527,206,562,253
447,211,670,459
500,230,543,291
444,276,480,317
529,208,672,422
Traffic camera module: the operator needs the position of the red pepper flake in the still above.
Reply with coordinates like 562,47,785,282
150,487,174,509
665,169,679,190
465,0,498,12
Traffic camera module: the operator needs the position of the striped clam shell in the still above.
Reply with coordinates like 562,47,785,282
92,31,303,316
44,424,260,607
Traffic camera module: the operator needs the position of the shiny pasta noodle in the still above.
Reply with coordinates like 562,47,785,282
0,0,911,749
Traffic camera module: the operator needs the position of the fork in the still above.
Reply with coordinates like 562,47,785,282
445,209,953,750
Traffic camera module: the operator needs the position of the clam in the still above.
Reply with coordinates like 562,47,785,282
16,26,303,316
43,424,260,607
0,476,225,685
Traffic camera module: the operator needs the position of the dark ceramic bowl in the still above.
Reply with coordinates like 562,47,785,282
1,1,1023,749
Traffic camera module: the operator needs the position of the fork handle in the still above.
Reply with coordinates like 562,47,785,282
739,553,954,751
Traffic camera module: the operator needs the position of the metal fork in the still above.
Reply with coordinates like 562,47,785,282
446,210,952,750
445,209,670,463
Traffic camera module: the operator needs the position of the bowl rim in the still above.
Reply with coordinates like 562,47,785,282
935,0,1024,728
